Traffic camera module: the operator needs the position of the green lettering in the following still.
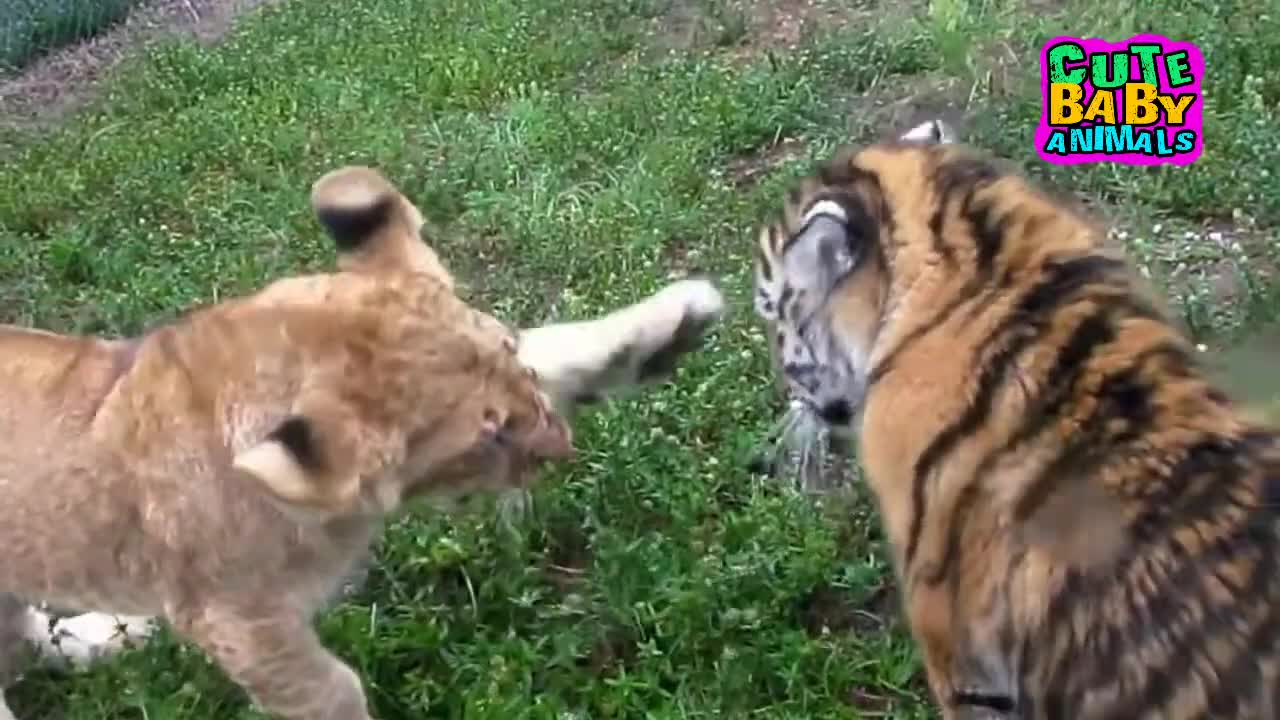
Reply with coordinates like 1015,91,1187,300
1047,41,1086,85
1128,43,1162,86
1165,50,1194,88
1091,51,1130,89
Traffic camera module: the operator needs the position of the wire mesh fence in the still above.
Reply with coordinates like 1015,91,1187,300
0,0,146,71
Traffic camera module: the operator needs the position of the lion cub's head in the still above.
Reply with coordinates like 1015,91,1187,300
230,166,573,520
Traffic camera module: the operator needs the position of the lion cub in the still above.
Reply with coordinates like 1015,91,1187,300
0,167,723,720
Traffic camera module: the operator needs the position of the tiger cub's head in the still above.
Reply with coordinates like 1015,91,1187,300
753,119,957,439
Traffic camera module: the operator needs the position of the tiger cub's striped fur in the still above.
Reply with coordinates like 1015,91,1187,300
752,121,1280,719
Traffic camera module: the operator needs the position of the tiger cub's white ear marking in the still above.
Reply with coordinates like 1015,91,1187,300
802,199,849,226
899,118,957,145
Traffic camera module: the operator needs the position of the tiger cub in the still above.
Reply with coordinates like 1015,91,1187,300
752,120,1280,719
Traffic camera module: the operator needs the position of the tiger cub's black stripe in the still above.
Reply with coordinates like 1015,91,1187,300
905,255,1142,566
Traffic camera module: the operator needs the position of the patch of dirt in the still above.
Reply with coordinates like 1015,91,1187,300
722,71,973,196
966,36,1027,98
658,233,720,277
580,626,638,675
725,0,869,61
797,577,929,715
845,673,930,716
644,0,879,59
846,686,898,715
1089,203,1280,423
726,135,805,188
850,72,972,141
1211,321,1280,419
656,210,748,274
542,522,594,592
638,0,970,193
0,0,281,130
1100,208,1279,318
796,580,897,637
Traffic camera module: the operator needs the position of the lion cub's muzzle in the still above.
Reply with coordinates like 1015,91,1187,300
522,400,575,466
488,389,575,491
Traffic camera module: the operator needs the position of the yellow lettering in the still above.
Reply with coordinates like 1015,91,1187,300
1049,83,1084,125
1124,83,1159,125
1156,94,1196,125
1082,90,1116,124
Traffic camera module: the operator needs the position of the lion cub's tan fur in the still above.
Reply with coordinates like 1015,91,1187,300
0,166,578,720
0,166,726,720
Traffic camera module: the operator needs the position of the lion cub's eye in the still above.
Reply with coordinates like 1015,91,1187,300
482,408,505,444
483,407,531,446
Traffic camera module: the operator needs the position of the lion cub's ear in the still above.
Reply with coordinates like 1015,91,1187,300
232,395,367,518
310,165,454,288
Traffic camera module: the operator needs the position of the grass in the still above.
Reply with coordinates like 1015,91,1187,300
0,0,1277,717
0,0,144,70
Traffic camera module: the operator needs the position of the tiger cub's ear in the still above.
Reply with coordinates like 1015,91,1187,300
232,393,369,520
781,201,861,318
309,166,454,288
899,118,958,145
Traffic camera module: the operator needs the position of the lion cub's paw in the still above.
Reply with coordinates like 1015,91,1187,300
516,277,726,417
24,608,155,671
624,277,725,382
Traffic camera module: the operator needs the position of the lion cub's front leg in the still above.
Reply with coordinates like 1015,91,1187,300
173,600,370,720
517,277,725,418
